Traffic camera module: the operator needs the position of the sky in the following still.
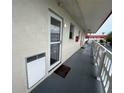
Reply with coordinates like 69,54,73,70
95,15,112,35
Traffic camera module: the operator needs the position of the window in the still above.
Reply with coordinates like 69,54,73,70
69,23,74,39
50,43,60,65
50,17,61,42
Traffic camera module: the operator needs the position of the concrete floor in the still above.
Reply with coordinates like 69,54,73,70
30,44,104,93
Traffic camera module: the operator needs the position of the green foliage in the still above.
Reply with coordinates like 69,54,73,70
106,32,112,43
99,39,104,43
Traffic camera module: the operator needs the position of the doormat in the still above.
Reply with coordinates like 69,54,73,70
54,64,71,78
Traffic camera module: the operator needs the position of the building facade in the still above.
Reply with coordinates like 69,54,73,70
13,0,85,93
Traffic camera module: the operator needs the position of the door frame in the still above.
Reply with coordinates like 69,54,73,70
48,9,63,71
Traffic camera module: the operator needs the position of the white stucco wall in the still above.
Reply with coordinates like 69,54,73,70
13,0,85,93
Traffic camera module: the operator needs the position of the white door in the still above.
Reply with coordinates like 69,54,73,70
48,11,62,71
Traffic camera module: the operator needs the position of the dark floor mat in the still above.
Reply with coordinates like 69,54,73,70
54,65,71,78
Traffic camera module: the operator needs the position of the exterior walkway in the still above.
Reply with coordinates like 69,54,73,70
30,44,103,93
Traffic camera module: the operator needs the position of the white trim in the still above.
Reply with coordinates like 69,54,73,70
49,61,61,70
95,41,112,54
49,11,62,21
50,42,60,44
48,11,63,71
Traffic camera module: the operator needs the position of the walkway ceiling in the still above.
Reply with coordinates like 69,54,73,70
56,0,112,33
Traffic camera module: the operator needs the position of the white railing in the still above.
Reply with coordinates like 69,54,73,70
92,41,112,93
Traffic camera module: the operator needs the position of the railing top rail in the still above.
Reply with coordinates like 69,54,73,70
93,41,112,55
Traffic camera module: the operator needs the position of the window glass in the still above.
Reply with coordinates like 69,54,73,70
50,43,60,65
50,17,61,42
69,24,74,39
